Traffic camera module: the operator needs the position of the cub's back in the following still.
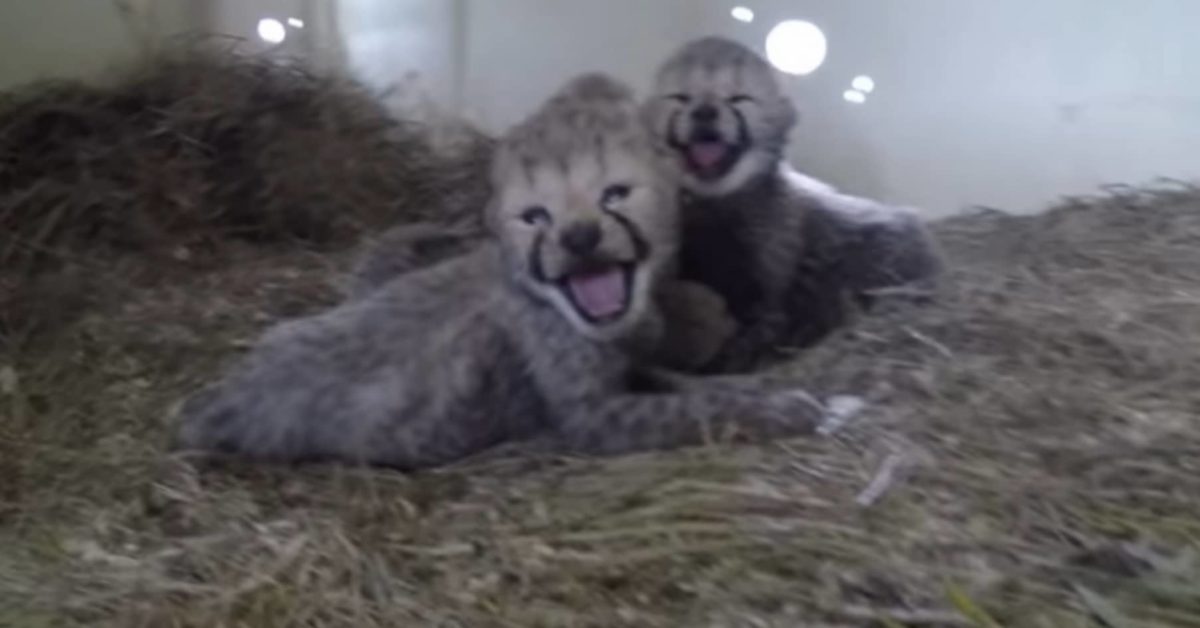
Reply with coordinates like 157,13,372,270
179,247,545,467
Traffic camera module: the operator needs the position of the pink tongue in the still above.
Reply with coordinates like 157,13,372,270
689,142,727,169
567,268,628,320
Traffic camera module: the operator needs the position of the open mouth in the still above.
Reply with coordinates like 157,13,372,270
558,263,635,325
680,140,743,181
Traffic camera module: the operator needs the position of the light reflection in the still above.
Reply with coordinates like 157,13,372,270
731,7,755,23
852,75,876,93
765,20,827,76
257,18,286,44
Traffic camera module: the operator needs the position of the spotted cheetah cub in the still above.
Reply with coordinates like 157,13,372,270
645,37,944,372
173,74,821,469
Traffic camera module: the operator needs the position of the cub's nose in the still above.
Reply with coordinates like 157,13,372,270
559,220,602,256
690,104,719,124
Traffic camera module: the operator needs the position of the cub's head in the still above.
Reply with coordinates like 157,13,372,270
489,73,679,342
644,36,797,197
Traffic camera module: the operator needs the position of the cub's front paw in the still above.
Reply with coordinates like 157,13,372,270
655,280,738,371
752,388,826,437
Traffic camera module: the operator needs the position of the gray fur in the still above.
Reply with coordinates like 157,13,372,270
347,222,738,371
174,73,819,469
348,221,482,299
647,37,944,372
679,167,943,371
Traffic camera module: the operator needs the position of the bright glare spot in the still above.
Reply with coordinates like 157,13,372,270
731,7,755,23
852,75,876,93
843,89,866,104
287,17,305,28
257,18,286,44
765,20,827,76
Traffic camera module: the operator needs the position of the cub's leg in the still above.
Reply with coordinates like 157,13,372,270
525,341,824,455
551,380,824,456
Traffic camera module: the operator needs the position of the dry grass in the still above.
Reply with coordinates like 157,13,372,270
0,43,491,340
2,180,1197,627
0,43,490,264
1,53,1198,624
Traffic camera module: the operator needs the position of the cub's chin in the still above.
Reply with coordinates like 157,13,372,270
680,140,744,182
538,261,651,342
678,145,775,198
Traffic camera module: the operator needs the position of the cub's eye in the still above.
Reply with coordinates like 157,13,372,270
728,94,756,105
666,93,692,104
519,206,551,227
600,184,632,210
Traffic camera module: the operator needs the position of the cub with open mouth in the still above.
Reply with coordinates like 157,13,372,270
516,179,649,338
555,255,636,326
664,94,752,189
644,36,945,372
172,73,823,470
650,39,794,199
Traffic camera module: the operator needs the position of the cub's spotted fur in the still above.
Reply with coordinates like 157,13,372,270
173,73,820,469
644,36,944,372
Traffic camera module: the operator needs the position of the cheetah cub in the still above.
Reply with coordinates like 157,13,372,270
644,37,944,372
173,74,821,470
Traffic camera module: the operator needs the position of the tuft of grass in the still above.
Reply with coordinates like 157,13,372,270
0,42,492,341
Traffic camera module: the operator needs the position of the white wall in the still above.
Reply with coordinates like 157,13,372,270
458,0,702,130
727,0,1200,214
15,1,1190,217
446,0,1200,215
0,0,199,89
336,0,462,110
206,0,318,59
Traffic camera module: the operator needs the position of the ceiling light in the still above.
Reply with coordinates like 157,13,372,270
852,75,876,93
765,20,827,76
257,18,286,44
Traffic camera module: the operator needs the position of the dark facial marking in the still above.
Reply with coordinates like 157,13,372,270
520,206,552,227
600,183,631,209
527,230,547,283
602,208,650,261
730,106,752,146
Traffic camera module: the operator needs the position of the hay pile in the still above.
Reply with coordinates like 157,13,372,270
0,45,492,337
0,46,493,341
2,155,1199,626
